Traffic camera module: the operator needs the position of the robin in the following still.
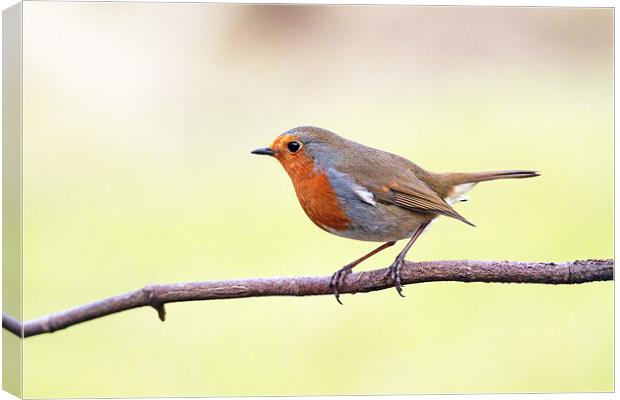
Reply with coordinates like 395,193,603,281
252,126,539,303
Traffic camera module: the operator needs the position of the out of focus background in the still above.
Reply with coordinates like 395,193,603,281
20,3,612,397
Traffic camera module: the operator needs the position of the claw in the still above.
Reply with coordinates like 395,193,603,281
389,258,406,297
330,265,353,305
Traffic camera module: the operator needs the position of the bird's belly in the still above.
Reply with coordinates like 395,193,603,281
329,202,433,242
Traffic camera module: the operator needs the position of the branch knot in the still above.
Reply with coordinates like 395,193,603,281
142,285,167,321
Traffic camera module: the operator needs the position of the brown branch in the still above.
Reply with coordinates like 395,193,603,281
3,259,613,338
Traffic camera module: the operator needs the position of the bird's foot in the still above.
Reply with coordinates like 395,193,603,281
388,256,406,297
329,264,354,305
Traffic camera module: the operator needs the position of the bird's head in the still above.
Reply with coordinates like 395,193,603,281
251,126,342,175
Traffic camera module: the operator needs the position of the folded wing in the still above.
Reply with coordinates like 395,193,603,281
376,183,474,226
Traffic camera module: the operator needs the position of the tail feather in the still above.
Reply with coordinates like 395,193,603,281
434,170,539,202
454,170,540,184
439,170,540,187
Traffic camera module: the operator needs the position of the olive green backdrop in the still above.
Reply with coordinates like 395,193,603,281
21,3,612,397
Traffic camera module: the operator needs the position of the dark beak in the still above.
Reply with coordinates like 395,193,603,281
251,147,276,156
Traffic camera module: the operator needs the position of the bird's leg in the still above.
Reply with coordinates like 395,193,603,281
389,222,430,297
330,241,396,304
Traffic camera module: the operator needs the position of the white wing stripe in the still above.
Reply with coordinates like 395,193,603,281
352,183,377,206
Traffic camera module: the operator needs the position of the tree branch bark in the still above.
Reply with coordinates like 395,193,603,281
3,259,613,338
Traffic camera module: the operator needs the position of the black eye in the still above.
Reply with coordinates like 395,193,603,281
287,141,302,154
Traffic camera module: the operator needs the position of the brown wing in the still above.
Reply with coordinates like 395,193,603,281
330,139,474,226
375,183,475,226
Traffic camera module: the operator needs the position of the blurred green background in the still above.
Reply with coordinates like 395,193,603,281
20,3,612,397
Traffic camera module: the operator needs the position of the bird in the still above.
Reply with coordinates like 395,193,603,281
252,126,539,303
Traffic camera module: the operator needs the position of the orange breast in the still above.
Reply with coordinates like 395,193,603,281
280,155,349,231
